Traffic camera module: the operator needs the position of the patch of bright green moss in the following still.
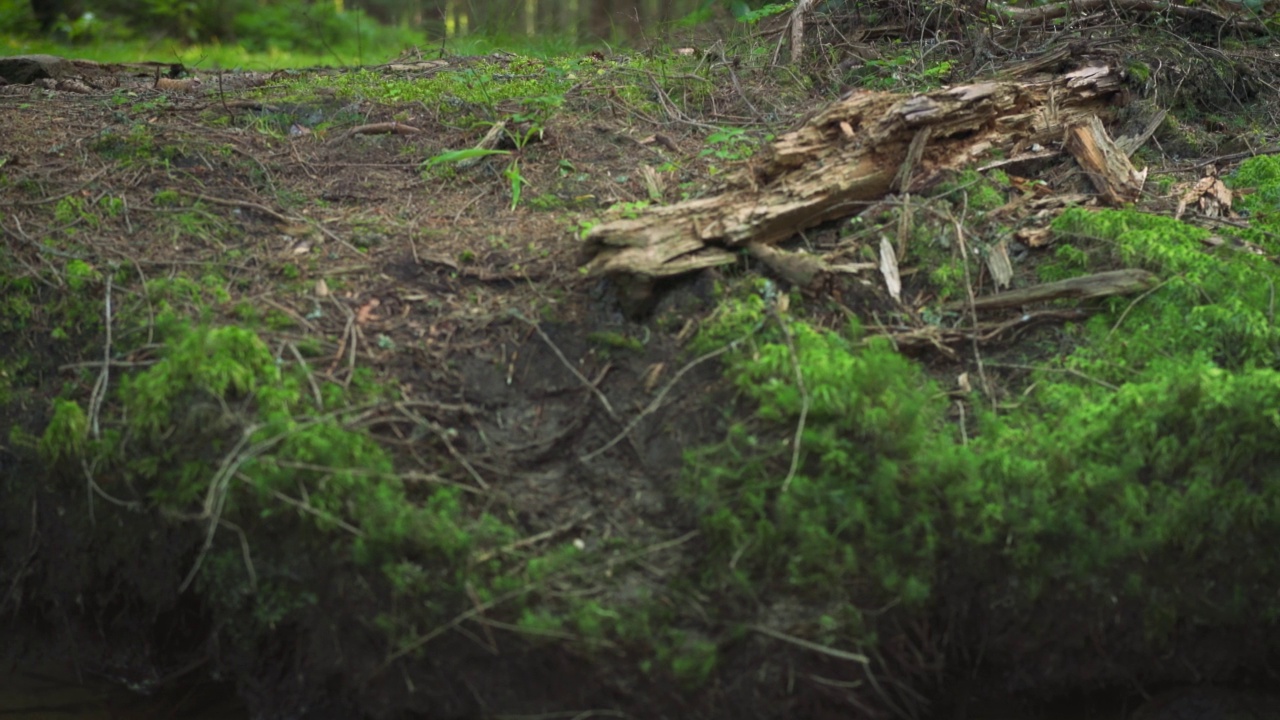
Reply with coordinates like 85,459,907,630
681,265,1280,668
684,304,959,615
1052,207,1280,377
588,330,644,353
1227,154,1280,254
38,321,525,640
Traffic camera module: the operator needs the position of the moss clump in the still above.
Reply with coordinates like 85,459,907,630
38,322,523,642
681,260,1280,684
1053,207,1280,377
684,308,959,609
929,168,1008,211
965,363,1280,610
588,330,645,353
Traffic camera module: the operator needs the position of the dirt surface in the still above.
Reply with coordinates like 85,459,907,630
0,51,743,515
0,48,835,719
5,19,1280,719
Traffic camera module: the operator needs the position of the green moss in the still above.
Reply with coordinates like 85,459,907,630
681,249,1280,663
929,168,1007,211
38,399,88,465
0,276,37,330
65,259,102,292
94,123,186,167
55,196,96,229
1052,207,1279,377
38,321,528,644
153,188,182,206
588,331,644,353
683,310,959,614
969,182,1006,212
965,363,1280,623
668,636,718,688
1230,153,1280,217
1037,243,1091,282
927,259,966,301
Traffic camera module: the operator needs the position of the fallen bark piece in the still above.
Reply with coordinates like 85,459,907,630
879,237,902,301
1116,109,1167,158
944,268,1158,312
585,64,1127,281
1066,115,1147,205
745,242,828,288
986,239,1014,289
154,76,202,93
1175,169,1232,220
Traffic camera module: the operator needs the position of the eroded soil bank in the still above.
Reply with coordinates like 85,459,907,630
6,12,1280,718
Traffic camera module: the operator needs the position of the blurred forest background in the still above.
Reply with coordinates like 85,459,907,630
1,0,764,59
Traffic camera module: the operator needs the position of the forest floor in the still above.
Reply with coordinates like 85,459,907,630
6,13,1280,720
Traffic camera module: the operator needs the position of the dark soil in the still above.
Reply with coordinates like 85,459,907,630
0,48,829,720
4,20,1280,720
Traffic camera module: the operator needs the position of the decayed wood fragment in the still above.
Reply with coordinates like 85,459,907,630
1116,109,1166,158
1175,169,1232,220
1066,116,1147,205
745,243,827,288
585,64,1127,280
943,268,1158,312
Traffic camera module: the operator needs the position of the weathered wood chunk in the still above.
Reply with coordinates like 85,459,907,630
584,64,1127,282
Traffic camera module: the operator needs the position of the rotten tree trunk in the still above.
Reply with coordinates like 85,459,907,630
584,64,1127,280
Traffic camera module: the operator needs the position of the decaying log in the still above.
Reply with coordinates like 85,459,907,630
585,64,1127,281
1066,116,1147,205
943,268,1158,312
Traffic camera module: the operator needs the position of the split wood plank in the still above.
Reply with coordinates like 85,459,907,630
942,268,1158,312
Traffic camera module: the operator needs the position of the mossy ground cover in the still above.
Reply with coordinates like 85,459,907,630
6,14,1280,720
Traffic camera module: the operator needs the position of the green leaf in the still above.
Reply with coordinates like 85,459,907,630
424,148,510,167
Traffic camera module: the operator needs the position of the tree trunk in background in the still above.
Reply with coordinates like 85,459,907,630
29,0,81,30
385,0,705,40
586,0,611,40
466,0,488,34
348,0,392,24
418,0,447,39
30,0,57,29
21,0,706,41
615,0,642,39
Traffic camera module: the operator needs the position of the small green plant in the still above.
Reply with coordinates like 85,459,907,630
928,258,966,302
607,200,651,219
699,126,769,167
153,189,182,206
424,119,547,210
39,399,88,464
737,2,795,23
588,331,645,353
54,196,97,229
576,218,600,240
65,259,101,292
99,195,125,217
